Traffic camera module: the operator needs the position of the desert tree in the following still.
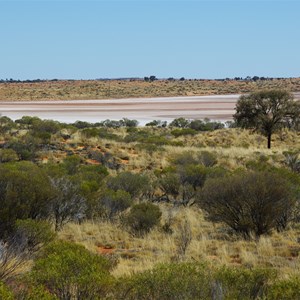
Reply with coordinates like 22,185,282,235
48,177,86,231
234,89,300,148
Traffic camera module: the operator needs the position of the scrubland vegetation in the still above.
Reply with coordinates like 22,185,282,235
1,102,300,299
0,77,300,100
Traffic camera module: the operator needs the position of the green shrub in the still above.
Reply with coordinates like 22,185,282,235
30,241,114,300
114,262,212,300
0,149,19,163
216,266,276,300
107,172,149,199
267,276,300,300
199,171,296,238
99,189,133,219
198,150,218,167
171,128,198,137
16,282,58,300
0,161,52,238
0,281,14,300
62,155,82,174
169,118,191,128
14,219,56,253
124,203,162,236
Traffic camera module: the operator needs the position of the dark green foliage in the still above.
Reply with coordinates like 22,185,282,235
198,150,218,167
16,282,58,300
0,219,55,281
234,89,300,148
14,219,56,253
158,151,219,205
215,266,276,300
62,155,82,174
106,171,149,199
72,120,93,129
97,118,138,128
169,118,224,131
124,129,169,145
267,276,300,300
73,164,108,195
0,281,14,299
190,119,224,131
171,128,198,137
159,173,181,200
0,116,16,133
177,164,208,190
7,140,37,161
15,116,41,126
145,120,167,127
99,189,133,219
124,203,162,236
169,117,191,128
121,118,139,127
31,119,61,134
29,241,113,300
0,161,52,238
82,127,120,140
199,171,296,238
114,262,212,300
283,150,300,173
0,149,18,163
49,177,86,231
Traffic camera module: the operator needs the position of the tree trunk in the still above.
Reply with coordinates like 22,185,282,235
267,133,271,149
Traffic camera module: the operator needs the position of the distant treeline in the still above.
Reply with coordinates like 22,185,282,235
0,76,296,84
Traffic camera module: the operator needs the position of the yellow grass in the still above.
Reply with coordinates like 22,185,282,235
59,205,300,278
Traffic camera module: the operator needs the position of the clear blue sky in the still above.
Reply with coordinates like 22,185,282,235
1,0,299,80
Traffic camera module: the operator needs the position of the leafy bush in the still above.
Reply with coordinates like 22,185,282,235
123,203,162,236
145,120,167,127
114,262,212,300
216,266,276,300
7,140,37,161
49,177,86,231
198,150,218,167
0,281,14,300
267,276,300,300
169,118,191,128
99,189,133,219
62,155,82,174
29,241,113,300
0,161,52,238
107,172,149,199
171,128,198,137
0,149,18,163
199,171,296,238
16,282,58,300
14,219,56,253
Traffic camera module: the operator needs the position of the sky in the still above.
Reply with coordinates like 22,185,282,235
0,0,299,80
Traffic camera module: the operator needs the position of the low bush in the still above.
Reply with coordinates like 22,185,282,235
29,241,114,300
216,266,276,300
199,171,296,238
171,128,198,137
123,202,162,236
114,262,212,300
0,281,14,300
107,172,149,199
267,276,300,300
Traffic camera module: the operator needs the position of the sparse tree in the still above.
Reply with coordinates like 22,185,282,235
48,178,86,231
234,90,300,148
